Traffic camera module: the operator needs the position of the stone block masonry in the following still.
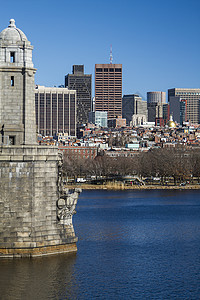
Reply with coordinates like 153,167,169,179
0,146,78,258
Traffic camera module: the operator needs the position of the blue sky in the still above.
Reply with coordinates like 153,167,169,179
0,0,200,99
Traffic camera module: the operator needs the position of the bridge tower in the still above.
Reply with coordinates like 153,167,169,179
0,20,79,258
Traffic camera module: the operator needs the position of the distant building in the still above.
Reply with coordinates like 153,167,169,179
35,86,76,137
95,64,122,119
169,96,187,125
155,118,165,127
147,91,166,105
108,115,126,128
59,145,98,159
89,111,107,127
131,114,147,126
147,91,166,122
105,150,139,157
138,121,155,128
168,88,200,124
148,104,165,123
125,141,140,150
122,94,147,125
163,103,170,123
65,65,92,126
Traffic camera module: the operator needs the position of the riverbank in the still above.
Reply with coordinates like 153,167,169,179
66,183,200,190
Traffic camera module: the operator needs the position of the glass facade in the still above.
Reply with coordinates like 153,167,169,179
89,111,107,127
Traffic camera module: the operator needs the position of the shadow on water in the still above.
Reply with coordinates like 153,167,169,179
0,253,78,300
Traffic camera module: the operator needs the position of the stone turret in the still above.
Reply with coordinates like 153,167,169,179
0,19,36,145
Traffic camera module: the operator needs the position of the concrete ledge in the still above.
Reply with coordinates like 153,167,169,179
0,145,60,162
0,145,59,155
0,243,77,258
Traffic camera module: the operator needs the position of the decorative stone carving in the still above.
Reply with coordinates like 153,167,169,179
57,189,81,225
57,152,81,225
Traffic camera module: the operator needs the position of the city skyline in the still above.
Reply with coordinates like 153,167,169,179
0,0,200,99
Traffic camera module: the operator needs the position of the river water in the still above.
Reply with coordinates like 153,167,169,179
1,190,200,299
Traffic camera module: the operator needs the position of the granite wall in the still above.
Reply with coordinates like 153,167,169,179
0,145,78,257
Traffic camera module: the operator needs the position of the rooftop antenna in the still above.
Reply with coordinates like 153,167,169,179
110,44,113,64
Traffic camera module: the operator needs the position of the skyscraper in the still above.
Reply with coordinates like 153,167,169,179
169,96,187,125
35,86,76,137
95,64,122,119
65,65,92,126
147,91,166,122
168,88,200,124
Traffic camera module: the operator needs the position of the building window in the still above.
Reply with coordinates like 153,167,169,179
11,76,14,86
10,52,15,63
9,136,15,145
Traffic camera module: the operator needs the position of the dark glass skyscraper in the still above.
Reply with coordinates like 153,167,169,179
65,65,92,126
169,96,187,125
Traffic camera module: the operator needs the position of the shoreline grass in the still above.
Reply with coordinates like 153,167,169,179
66,183,200,190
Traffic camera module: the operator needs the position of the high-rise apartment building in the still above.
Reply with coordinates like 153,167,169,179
122,94,147,125
168,88,200,124
95,64,122,119
65,65,92,126
35,86,76,137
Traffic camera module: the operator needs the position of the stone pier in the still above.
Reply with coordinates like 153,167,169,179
0,146,79,257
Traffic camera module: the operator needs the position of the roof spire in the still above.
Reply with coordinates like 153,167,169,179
110,44,113,64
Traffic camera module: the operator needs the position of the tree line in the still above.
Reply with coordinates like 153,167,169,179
63,146,200,185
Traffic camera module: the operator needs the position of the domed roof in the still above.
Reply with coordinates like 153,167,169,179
168,115,176,128
0,19,28,43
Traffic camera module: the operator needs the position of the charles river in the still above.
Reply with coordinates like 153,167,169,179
1,189,200,299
